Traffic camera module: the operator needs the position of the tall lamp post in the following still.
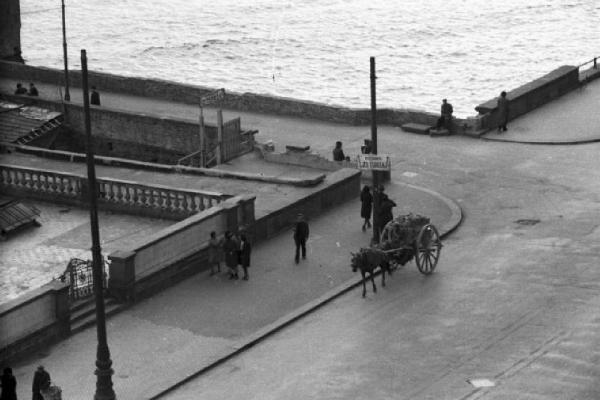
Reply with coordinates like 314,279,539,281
81,49,116,400
61,0,70,101
370,56,380,244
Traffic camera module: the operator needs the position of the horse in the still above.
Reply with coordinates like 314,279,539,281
350,247,392,297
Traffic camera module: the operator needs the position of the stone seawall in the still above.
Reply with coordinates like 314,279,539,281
0,60,445,127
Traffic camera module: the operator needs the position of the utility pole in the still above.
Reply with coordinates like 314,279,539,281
81,49,116,400
370,56,380,244
61,0,70,101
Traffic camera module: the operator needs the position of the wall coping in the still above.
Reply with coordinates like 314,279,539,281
475,65,578,113
0,281,67,317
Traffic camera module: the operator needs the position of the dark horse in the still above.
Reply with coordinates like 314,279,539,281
350,247,392,297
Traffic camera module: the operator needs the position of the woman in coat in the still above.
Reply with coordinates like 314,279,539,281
223,231,239,280
360,185,373,231
208,231,223,276
238,234,252,281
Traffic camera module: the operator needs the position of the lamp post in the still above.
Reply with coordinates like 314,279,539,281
81,49,116,400
370,56,380,244
61,0,70,101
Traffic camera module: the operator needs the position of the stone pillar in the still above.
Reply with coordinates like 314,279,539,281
0,0,22,61
108,250,136,303
53,281,71,337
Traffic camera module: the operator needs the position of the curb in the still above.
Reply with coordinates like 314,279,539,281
149,184,463,399
478,135,600,145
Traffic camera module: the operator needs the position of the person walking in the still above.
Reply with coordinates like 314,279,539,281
332,141,345,161
27,83,38,97
0,367,17,400
223,231,239,280
31,366,50,400
238,233,252,280
378,194,397,235
360,185,373,231
208,231,222,276
497,91,509,132
293,214,310,264
90,86,101,106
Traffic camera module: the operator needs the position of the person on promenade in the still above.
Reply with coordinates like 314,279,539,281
332,141,345,161
378,193,397,235
27,83,38,97
497,91,509,132
223,231,239,280
293,213,310,264
238,233,252,280
208,231,223,276
90,86,101,106
31,366,50,400
14,83,27,95
436,99,453,131
1,367,17,400
360,185,373,232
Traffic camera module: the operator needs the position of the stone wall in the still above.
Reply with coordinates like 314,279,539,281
0,282,70,365
475,65,580,131
0,60,450,126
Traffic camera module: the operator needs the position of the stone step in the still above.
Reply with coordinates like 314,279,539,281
70,297,124,335
429,128,451,137
401,122,431,135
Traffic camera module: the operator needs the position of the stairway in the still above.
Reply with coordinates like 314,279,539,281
14,116,63,145
69,296,127,335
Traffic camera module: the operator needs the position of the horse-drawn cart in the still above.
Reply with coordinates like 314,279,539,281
379,213,443,275
351,213,443,297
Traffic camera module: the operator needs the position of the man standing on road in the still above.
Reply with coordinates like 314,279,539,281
497,91,509,132
293,214,309,264
32,365,50,400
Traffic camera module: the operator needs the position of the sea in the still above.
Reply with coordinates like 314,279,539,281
19,0,600,117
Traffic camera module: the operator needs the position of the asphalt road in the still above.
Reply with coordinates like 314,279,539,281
163,133,600,399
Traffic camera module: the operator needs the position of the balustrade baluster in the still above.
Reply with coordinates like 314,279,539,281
124,185,132,204
165,189,173,210
107,182,115,202
139,186,147,206
196,195,204,211
50,174,58,192
180,193,188,212
147,189,156,208
41,173,49,191
115,183,124,203
207,197,213,208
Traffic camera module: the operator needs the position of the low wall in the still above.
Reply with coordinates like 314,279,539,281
475,65,580,131
0,281,70,365
108,195,256,301
1,60,449,127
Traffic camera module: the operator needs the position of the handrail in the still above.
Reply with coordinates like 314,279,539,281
577,56,599,69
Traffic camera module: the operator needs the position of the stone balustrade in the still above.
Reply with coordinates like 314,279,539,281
0,163,229,219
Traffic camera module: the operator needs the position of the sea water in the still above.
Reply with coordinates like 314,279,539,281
19,0,600,116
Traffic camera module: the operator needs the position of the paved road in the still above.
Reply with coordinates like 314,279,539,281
163,135,600,398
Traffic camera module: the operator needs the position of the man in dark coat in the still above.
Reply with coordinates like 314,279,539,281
223,231,239,279
238,233,251,280
90,86,101,106
27,83,38,97
293,214,309,264
1,367,17,400
436,98,453,131
332,141,345,161
32,365,50,400
378,194,397,234
360,185,373,231
14,83,27,95
497,91,509,132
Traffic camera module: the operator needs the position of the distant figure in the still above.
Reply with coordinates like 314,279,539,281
223,231,239,280
378,194,397,234
208,231,222,276
360,185,373,232
436,99,453,131
293,213,310,264
14,83,27,95
497,91,509,132
90,86,101,106
1,367,17,400
332,141,345,161
32,365,50,400
27,83,38,97
238,233,251,280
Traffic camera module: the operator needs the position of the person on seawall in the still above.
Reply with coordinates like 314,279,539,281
14,83,27,95
497,91,509,132
90,86,101,106
436,98,453,131
27,83,38,97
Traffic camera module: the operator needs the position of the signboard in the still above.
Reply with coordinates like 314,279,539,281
356,154,391,171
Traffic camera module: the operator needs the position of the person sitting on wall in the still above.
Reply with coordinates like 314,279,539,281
333,141,345,161
27,83,39,96
90,86,101,106
436,98,453,131
14,83,27,95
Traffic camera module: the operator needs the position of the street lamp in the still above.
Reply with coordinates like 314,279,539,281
370,56,380,244
81,49,116,400
61,0,70,101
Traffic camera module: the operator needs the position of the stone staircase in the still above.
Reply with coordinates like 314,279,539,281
13,116,63,145
69,296,126,335
0,106,63,145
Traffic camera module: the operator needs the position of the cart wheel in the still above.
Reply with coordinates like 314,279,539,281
414,224,442,275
